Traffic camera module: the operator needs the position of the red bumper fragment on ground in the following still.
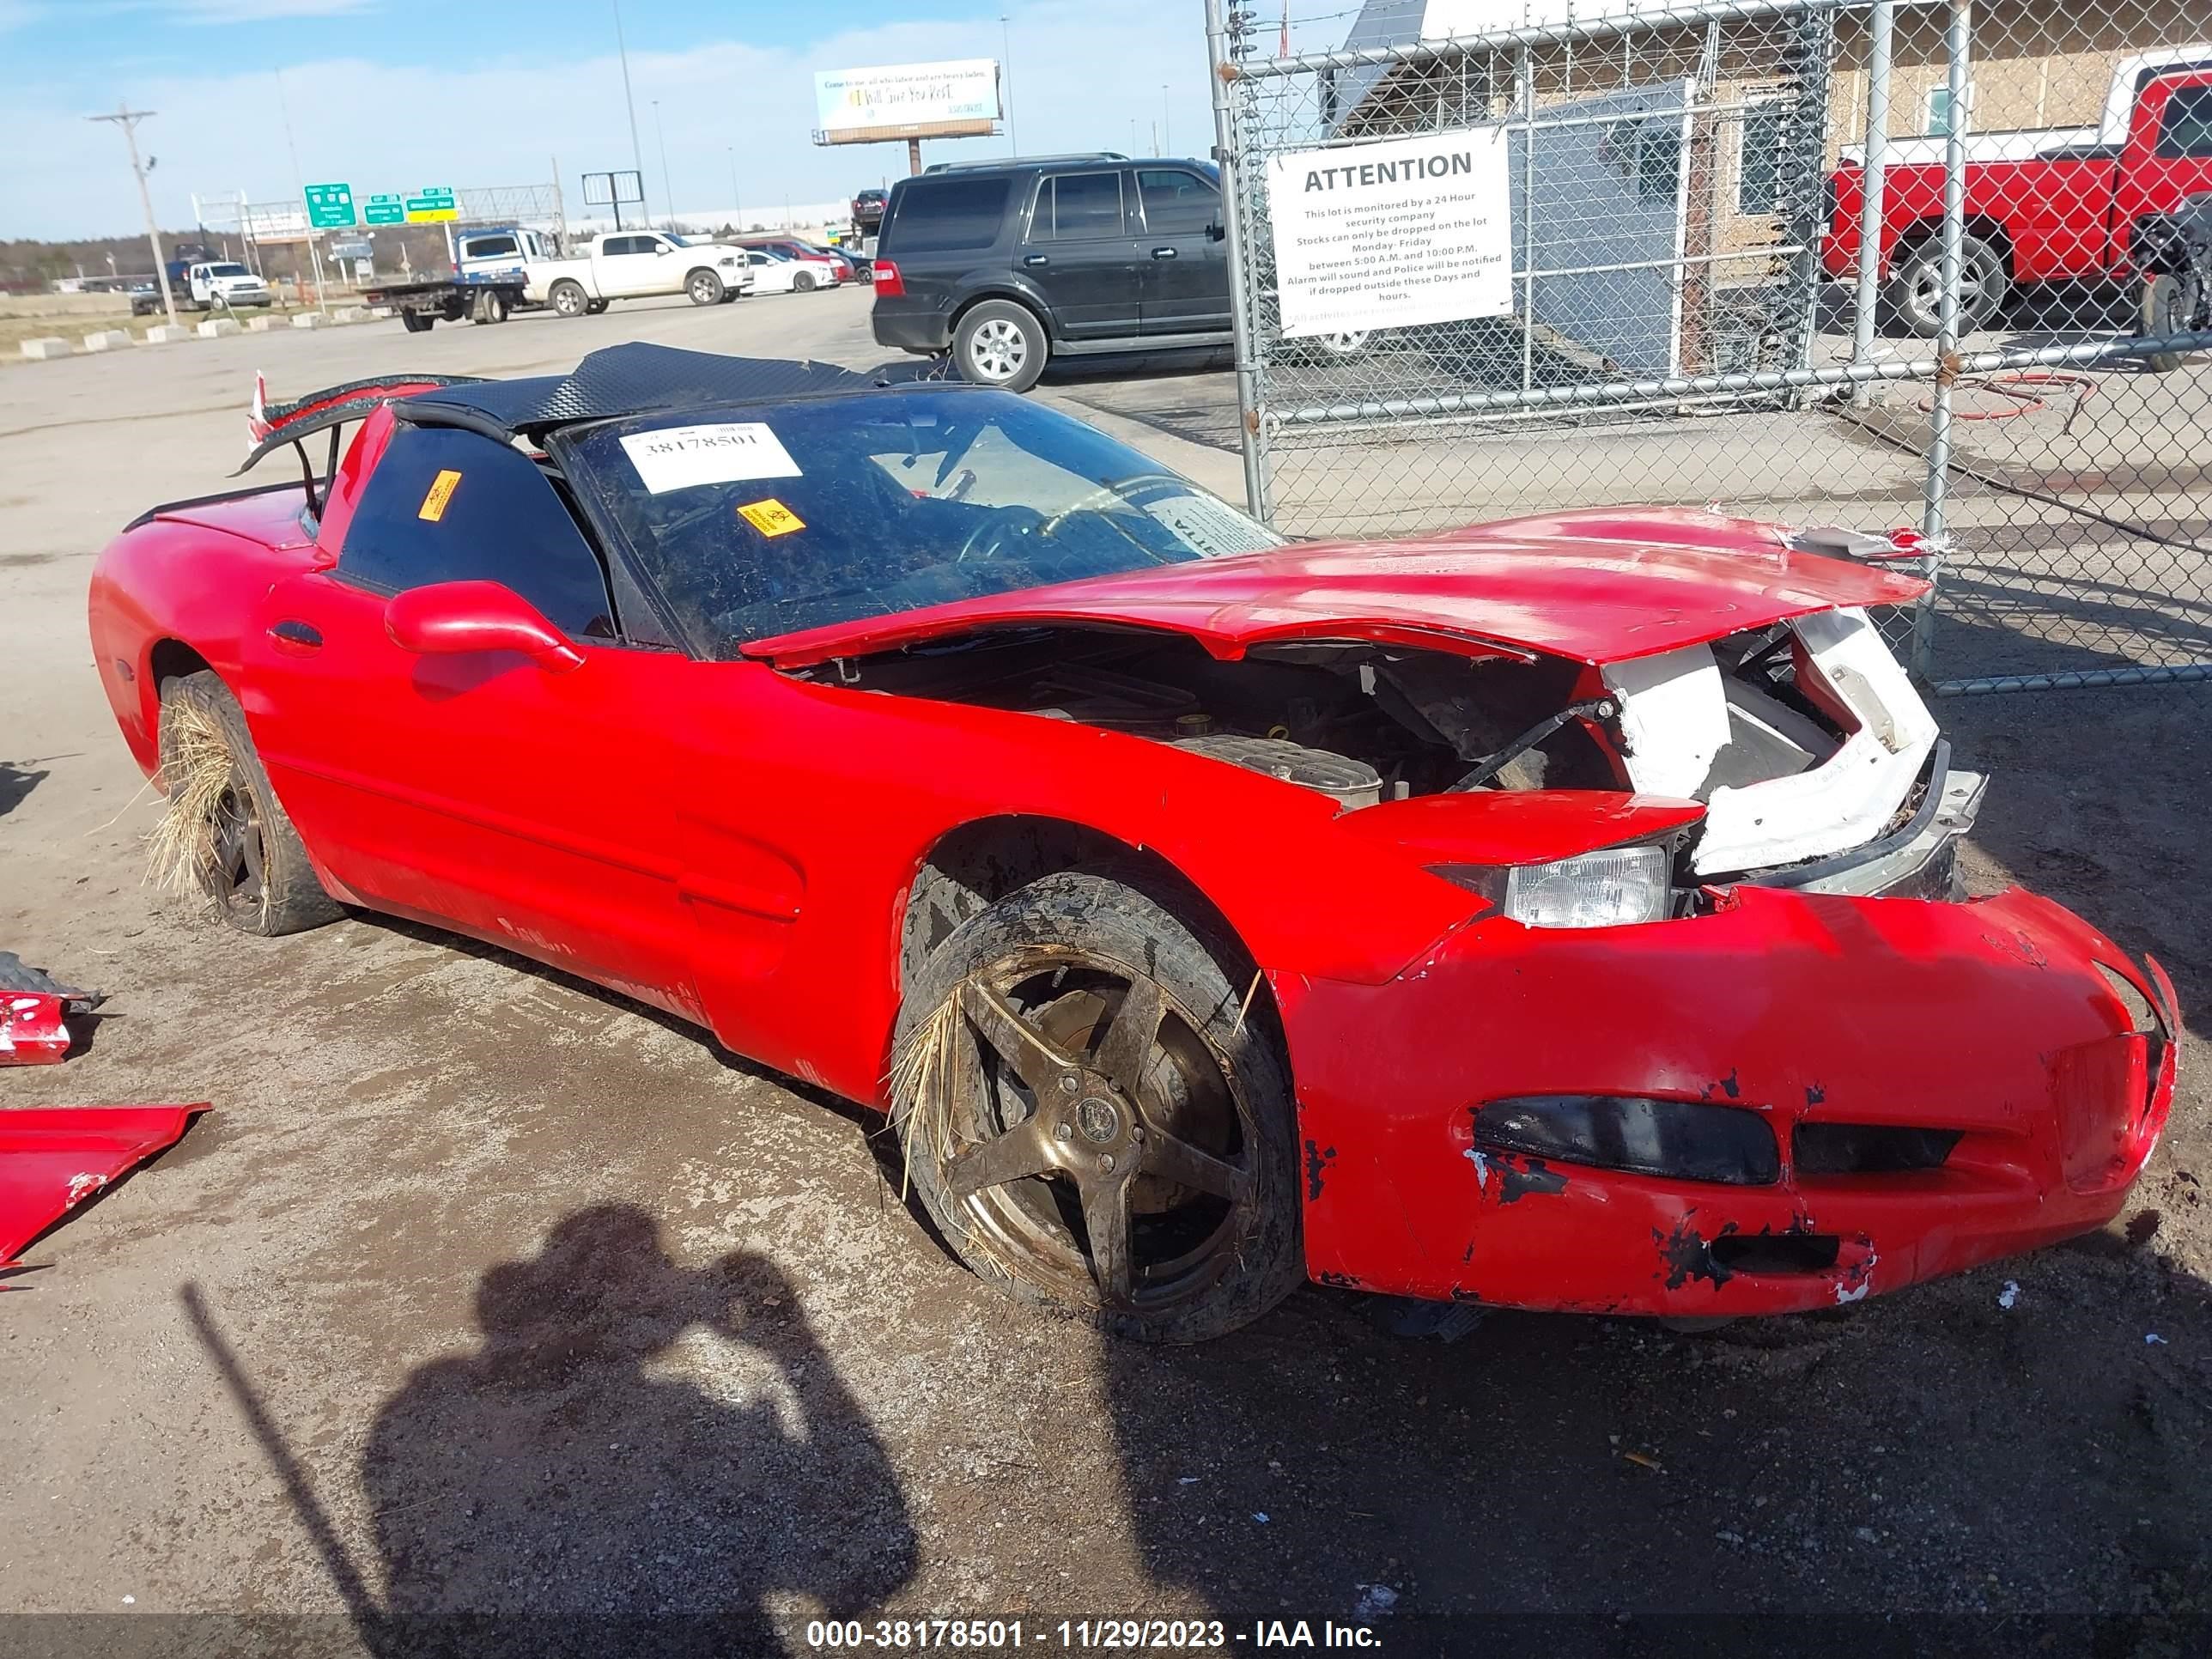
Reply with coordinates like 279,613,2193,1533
0,1106,204,1263
0,951,102,1066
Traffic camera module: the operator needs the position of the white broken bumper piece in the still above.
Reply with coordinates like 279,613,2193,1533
1603,608,1942,878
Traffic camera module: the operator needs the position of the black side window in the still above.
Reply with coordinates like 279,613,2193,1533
468,235,518,258
603,236,641,256
1136,169,1218,235
1036,171,1126,240
338,425,617,640
2156,83,2212,158
884,178,1012,252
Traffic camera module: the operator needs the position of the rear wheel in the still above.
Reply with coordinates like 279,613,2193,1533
686,269,726,306
953,299,1048,392
2140,271,2207,374
155,672,341,937
400,310,434,333
1886,234,2008,337
550,280,589,319
892,868,1302,1344
468,289,509,325
793,270,817,293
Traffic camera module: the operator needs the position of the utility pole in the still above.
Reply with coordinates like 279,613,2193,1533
653,99,674,228
727,146,742,230
1162,84,1171,156
88,105,179,327
273,70,326,312
612,0,649,225
1000,12,1017,156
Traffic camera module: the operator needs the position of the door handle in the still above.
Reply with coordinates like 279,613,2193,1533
1022,253,1049,267
268,619,323,656
1151,246,1179,259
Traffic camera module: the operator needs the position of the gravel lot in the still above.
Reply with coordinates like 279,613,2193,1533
2,287,2207,1656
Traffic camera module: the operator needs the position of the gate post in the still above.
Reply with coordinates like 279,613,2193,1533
1204,0,1273,524
1917,0,1972,678
1850,0,1896,411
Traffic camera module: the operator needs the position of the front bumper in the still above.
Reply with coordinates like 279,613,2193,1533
1279,885,2178,1316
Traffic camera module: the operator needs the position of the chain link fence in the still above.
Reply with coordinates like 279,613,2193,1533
1205,0,2212,692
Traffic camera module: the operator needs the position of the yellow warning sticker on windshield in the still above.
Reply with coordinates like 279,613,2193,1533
738,497,805,538
418,469,462,522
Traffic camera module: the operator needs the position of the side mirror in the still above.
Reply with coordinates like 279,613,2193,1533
657,242,675,254
385,580,585,673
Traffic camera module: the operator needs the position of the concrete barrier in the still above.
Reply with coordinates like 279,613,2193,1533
198,318,243,338
82,330,134,352
247,316,280,332
291,313,329,330
20,337,71,360
142,324,192,343
334,307,370,324
368,306,396,319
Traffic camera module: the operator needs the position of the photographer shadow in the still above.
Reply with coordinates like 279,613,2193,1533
360,1206,916,1656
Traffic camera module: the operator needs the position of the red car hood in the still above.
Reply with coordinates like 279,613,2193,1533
742,507,1929,669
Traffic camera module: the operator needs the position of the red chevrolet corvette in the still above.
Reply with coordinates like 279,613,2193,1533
88,344,2177,1342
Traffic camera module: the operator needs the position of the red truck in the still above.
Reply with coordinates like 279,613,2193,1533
1821,48,2212,361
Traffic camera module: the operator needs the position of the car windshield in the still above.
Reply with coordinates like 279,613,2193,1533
560,388,1280,655
664,234,694,246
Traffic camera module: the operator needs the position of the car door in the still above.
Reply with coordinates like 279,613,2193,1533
1133,166,1231,337
597,234,666,297
1019,169,1143,340
241,418,702,1020
2117,75,2212,266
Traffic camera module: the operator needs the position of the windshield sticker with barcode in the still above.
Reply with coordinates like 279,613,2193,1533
618,422,802,494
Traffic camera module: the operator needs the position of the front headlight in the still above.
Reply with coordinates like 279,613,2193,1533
1435,844,1673,928
1505,845,1671,927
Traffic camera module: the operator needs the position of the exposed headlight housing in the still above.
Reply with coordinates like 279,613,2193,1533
1502,844,1671,927
1434,843,1674,928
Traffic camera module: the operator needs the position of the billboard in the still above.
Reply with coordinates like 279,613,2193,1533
812,58,1000,144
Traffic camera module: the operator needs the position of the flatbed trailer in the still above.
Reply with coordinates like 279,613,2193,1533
360,272,532,332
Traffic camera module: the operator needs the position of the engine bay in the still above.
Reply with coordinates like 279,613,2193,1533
812,619,1927,877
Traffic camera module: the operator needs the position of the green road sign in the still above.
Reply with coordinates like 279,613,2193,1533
404,186,458,223
303,182,356,230
363,194,405,226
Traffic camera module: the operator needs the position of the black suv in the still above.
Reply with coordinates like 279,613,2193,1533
870,157,1230,392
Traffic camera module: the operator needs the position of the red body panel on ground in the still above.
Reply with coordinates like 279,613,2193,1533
0,1106,202,1262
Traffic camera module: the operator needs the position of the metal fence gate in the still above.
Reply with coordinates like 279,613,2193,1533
1204,0,2212,693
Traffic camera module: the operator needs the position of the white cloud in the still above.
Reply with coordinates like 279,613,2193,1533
2,1,1220,239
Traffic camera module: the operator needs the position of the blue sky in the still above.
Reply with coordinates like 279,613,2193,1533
1,0,1252,239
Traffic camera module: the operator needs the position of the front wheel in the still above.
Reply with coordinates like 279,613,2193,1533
1885,234,2008,338
2140,271,2207,374
953,299,1048,392
686,269,726,306
793,270,817,293
549,281,589,319
891,869,1303,1344
154,672,342,937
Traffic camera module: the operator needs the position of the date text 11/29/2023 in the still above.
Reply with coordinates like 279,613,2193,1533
805,1617,1384,1650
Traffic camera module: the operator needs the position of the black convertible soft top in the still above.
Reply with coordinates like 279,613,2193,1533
236,344,918,477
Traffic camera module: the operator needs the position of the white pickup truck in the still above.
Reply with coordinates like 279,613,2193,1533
527,230,756,317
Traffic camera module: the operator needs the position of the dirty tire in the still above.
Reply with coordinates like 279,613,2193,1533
1886,234,2007,338
400,310,434,333
550,280,588,319
158,672,342,937
954,299,1048,392
2140,272,2205,374
686,269,725,306
893,867,1301,1345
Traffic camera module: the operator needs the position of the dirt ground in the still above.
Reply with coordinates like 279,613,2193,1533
2,288,2207,1657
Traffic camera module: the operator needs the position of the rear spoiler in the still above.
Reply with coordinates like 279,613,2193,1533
236,369,489,481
